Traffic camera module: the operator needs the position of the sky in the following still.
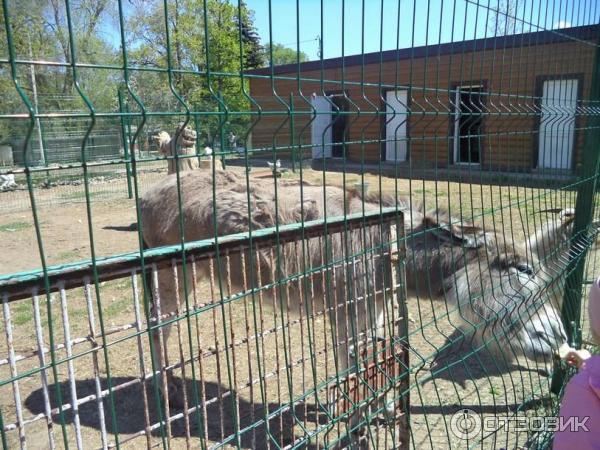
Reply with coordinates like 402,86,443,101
246,0,596,61
88,0,598,64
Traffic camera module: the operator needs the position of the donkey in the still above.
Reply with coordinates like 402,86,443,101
139,169,570,415
140,170,398,413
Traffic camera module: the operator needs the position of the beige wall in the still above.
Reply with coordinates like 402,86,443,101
249,38,595,171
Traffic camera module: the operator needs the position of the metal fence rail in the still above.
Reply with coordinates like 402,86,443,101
1,0,600,449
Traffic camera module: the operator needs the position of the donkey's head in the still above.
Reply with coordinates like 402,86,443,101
405,210,568,363
444,236,567,362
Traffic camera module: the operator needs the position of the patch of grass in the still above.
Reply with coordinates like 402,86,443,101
56,250,82,262
114,278,133,290
100,277,133,291
413,188,447,197
28,170,116,184
104,296,132,319
69,308,89,321
0,301,34,329
59,191,98,201
0,221,31,233
489,385,502,397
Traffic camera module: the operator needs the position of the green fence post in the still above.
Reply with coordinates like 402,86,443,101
218,91,227,169
551,33,600,395
289,92,295,172
118,88,133,199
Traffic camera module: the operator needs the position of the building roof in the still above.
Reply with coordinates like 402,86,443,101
246,24,598,76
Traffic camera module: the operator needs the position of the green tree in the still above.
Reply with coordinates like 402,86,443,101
125,0,263,144
0,0,118,144
237,1,264,69
1,0,264,150
263,43,308,67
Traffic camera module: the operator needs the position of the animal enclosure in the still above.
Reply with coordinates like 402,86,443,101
1,1,600,449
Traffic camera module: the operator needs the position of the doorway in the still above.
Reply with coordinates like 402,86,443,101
311,95,332,158
330,95,349,158
453,85,485,165
385,90,409,162
537,78,579,169
311,93,348,158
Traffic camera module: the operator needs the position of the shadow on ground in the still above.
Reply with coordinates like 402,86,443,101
25,376,334,449
430,329,554,384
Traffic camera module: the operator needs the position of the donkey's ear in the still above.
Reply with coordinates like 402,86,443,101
537,208,564,214
452,224,487,248
458,225,484,234
423,215,485,248
537,207,575,224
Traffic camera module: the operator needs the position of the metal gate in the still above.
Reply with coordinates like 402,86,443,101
1,207,408,448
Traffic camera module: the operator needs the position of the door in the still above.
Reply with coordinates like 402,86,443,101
331,95,349,158
453,86,484,164
311,95,332,158
385,90,408,161
538,79,578,169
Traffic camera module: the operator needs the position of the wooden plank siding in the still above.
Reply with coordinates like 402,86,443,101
248,30,596,172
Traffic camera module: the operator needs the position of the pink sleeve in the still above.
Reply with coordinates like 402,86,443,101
553,375,600,449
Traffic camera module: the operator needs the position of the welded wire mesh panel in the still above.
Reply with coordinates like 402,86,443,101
1,0,600,449
0,210,406,448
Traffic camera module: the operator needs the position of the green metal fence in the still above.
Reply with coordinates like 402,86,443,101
8,122,123,167
1,0,600,449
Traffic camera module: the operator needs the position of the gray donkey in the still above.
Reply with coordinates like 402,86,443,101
139,168,570,418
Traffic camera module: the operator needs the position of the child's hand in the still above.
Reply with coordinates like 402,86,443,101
558,343,592,368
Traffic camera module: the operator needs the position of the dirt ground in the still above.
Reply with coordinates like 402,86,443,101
0,167,593,449
0,167,575,274
0,201,139,274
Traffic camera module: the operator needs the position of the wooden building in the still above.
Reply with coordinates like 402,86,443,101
246,25,598,177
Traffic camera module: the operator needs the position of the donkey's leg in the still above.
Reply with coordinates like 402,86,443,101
151,264,192,409
327,260,366,443
343,265,391,445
